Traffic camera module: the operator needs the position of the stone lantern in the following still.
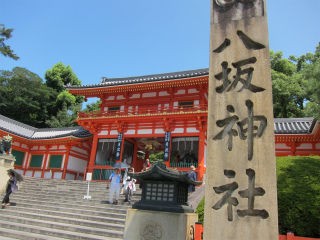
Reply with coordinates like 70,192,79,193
124,162,202,240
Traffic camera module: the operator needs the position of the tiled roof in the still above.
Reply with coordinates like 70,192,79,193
0,114,317,139
0,114,92,139
68,68,209,89
274,118,316,134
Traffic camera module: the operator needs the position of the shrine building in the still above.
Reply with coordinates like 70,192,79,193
0,68,319,181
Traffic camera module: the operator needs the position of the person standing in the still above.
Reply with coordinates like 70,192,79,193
108,168,122,204
2,170,17,208
123,168,136,204
187,165,197,193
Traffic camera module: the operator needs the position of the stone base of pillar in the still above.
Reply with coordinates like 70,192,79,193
124,208,198,240
0,154,15,194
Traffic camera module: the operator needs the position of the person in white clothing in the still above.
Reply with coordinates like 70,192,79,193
123,168,136,203
108,168,122,204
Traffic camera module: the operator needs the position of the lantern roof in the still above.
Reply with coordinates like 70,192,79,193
130,162,202,186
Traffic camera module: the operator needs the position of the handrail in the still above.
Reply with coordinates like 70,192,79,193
78,104,207,119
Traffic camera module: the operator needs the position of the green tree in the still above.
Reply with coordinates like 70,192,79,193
294,43,320,119
271,51,308,118
82,99,101,113
0,67,55,127
277,156,320,237
45,62,83,127
0,24,19,60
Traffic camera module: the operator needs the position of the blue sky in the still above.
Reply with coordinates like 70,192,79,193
2,0,320,88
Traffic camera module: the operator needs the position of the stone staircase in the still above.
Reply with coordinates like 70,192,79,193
0,177,141,240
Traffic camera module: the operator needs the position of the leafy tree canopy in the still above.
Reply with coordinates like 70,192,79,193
0,67,55,127
45,62,81,93
44,62,84,127
0,24,19,60
271,43,320,119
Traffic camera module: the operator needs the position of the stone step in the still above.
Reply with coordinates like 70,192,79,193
11,193,141,204
7,202,127,218
0,177,137,239
1,211,125,231
0,214,124,233
0,219,122,240
3,207,126,225
0,227,66,240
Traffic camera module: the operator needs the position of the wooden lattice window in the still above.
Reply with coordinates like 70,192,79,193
12,150,25,166
108,106,120,112
178,101,194,108
30,155,43,168
49,155,63,168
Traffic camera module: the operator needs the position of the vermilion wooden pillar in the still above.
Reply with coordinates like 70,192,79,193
87,133,98,174
197,130,206,181
41,146,50,178
62,145,71,179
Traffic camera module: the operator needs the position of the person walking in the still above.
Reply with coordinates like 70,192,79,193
123,168,136,204
2,170,18,208
187,165,197,193
108,168,122,204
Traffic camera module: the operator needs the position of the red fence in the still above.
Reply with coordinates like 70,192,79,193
279,233,320,240
194,225,319,240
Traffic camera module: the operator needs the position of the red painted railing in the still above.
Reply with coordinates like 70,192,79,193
78,104,207,119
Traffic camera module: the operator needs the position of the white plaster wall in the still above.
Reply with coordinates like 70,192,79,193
110,130,118,135
106,96,115,101
25,171,33,177
71,146,88,155
275,143,290,149
39,146,46,151
99,130,109,135
316,143,320,149
44,171,52,179
19,144,28,149
155,129,165,134
142,92,156,98
117,95,125,100
65,173,75,180
159,91,169,96
194,100,199,106
126,130,136,135
14,169,23,175
67,156,87,172
296,143,312,149
186,128,199,133
137,129,153,134
172,128,184,133
131,93,140,99
175,89,185,95
188,88,198,94
33,171,42,178
54,172,62,179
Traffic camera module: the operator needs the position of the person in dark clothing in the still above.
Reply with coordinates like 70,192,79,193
2,171,17,208
187,165,197,193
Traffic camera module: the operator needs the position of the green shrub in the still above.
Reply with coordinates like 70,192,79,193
196,197,205,224
277,156,320,238
195,156,320,238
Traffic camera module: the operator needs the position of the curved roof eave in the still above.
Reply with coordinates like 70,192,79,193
67,68,209,90
0,114,92,140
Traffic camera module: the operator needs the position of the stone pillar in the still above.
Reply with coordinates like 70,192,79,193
124,209,198,240
0,155,15,194
204,0,278,239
